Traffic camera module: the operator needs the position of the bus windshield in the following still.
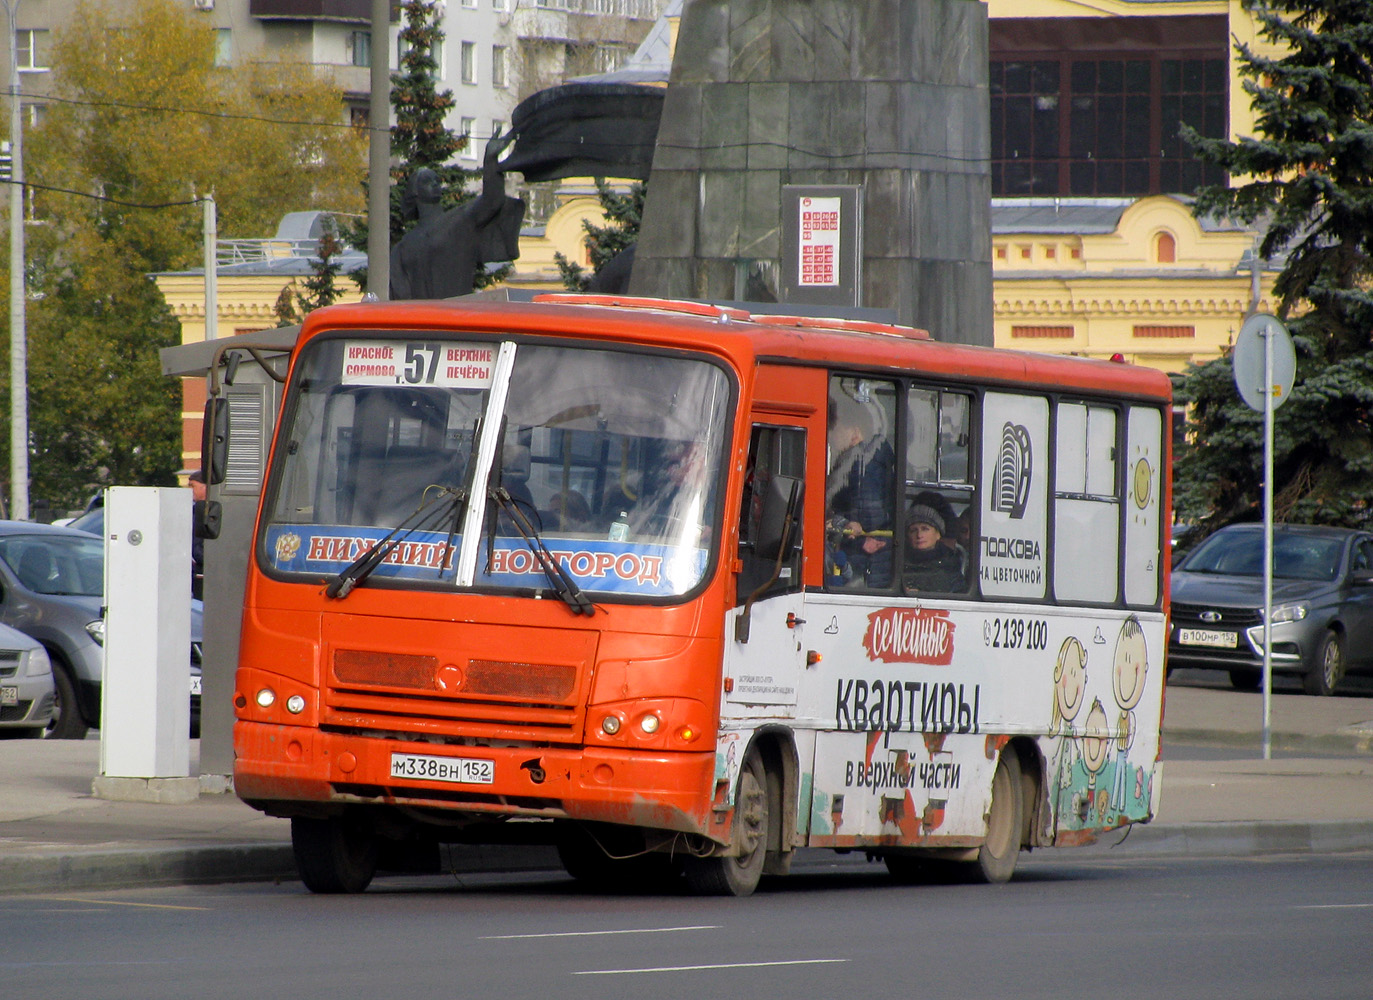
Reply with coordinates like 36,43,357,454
261,336,733,599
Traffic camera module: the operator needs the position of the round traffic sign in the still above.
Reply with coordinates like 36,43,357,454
1233,313,1295,411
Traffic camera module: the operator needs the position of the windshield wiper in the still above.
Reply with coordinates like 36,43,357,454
325,485,469,599
489,486,595,616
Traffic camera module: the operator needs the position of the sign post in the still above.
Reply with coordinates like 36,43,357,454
1232,312,1295,759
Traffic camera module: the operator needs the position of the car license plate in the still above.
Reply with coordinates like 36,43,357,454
390,752,494,785
190,676,202,697
1178,628,1238,648
0,685,16,706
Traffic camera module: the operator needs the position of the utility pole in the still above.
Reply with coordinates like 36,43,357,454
368,0,389,300
203,194,217,341
5,0,26,521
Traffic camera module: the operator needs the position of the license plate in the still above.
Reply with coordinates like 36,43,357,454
0,685,15,706
1178,628,1238,648
190,676,202,697
390,752,494,785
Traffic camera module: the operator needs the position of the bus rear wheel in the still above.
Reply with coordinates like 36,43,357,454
973,750,1024,884
292,816,378,894
683,752,769,897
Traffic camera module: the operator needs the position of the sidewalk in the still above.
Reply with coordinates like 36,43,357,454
2,682,1371,894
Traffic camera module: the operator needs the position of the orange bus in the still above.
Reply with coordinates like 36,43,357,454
227,294,1171,895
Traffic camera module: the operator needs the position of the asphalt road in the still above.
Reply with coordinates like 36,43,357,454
7,850,1373,1000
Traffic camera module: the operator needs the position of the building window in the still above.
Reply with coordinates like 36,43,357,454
493,0,510,9
16,29,50,72
1159,57,1228,193
1133,325,1195,338
1011,325,1075,339
462,0,476,6
461,41,476,84
349,31,370,68
214,28,232,67
1155,232,1176,263
990,16,1228,197
989,59,1060,196
351,106,370,128
491,119,507,142
492,45,507,87
460,117,476,159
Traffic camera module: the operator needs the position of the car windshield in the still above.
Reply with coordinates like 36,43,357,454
0,533,104,596
261,336,733,599
1181,529,1344,582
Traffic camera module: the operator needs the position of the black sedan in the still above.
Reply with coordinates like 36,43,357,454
1169,523,1373,695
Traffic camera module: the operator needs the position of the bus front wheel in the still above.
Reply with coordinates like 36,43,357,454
292,816,378,894
683,752,769,897
973,750,1024,884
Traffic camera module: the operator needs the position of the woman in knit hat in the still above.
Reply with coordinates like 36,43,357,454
903,498,966,594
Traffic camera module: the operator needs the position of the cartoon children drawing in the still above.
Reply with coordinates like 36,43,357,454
1108,615,1149,814
1079,697,1111,820
1050,635,1088,790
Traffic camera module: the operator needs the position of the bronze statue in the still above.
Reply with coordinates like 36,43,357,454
389,132,525,300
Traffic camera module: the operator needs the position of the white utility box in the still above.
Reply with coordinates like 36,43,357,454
98,486,193,784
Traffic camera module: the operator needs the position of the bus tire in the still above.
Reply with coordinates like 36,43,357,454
292,816,378,894
683,752,769,897
973,750,1023,884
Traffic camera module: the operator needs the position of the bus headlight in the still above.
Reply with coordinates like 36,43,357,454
256,688,276,708
285,694,306,714
638,713,661,734
601,714,622,735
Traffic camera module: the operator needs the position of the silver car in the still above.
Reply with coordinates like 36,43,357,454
1169,524,1373,695
0,621,55,737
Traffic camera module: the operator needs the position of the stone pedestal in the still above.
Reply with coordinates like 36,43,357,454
630,0,993,345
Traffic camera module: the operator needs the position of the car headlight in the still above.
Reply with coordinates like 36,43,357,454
24,644,50,679
85,619,105,646
1267,602,1309,624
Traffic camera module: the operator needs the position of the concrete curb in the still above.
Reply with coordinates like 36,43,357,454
1070,820,1373,860
1165,727,1373,755
0,843,563,896
4,826,1371,895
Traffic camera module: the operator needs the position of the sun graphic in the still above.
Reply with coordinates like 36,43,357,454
1132,457,1153,510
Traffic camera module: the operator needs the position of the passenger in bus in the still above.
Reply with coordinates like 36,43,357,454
826,410,896,587
546,490,592,533
902,500,965,594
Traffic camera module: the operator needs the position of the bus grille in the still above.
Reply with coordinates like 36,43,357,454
325,648,585,739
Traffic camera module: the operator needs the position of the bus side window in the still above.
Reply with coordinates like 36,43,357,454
903,387,976,595
737,425,805,604
826,377,898,590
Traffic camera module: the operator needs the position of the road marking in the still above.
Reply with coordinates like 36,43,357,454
1297,903,1373,910
482,925,718,940
576,959,849,976
40,896,209,912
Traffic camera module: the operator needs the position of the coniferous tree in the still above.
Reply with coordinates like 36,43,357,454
274,228,346,327
555,181,644,291
1173,0,1373,531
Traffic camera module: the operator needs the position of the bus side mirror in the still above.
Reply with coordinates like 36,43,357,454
203,397,229,486
755,474,802,562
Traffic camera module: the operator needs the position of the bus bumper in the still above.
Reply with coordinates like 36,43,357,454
233,721,718,837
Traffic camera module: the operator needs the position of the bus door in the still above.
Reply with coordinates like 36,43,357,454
722,420,809,719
